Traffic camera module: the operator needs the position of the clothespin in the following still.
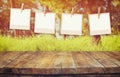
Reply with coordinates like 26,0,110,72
71,7,74,17
21,3,24,13
10,0,13,8
98,7,101,19
44,6,47,16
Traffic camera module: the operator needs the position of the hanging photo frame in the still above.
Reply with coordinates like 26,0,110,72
89,13,111,35
61,14,83,35
34,13,55,34
10,8,31,30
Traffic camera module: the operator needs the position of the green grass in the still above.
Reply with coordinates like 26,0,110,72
0,35,120,52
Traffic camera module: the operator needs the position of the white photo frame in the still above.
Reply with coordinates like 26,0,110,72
10,8,31,30
89,13,111,35
61,14,83,35
34,13,55,34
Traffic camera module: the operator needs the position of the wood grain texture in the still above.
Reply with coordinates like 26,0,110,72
88,52,120,73
50,52,76,74
72,52,104,74
0,51,120,76
104,52,120,61
0,52,24,68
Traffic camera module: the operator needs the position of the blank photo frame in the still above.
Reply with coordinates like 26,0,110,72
10,8,31,30
61,14,83,35
34,13,55,34
89,13,111,35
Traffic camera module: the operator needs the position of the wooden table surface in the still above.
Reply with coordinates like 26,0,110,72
0,52,120,76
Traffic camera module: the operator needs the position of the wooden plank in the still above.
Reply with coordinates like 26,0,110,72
6,52,39,68
61,52,76,74
12,52,56,75
7,52,44,75
105,52,120,61
104,52,120,66
40,52,61,74
88,52,120,73
84,52,105,73
4,52,39,74
72,52,104,74
31,52,56,74
0,52,24,68
0,52,24,73
50,52,76,75
0,52,120,75
0,52,9,57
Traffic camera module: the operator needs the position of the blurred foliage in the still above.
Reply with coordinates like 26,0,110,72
0,0,120,51
0,34,120,51
0,0,120,36
20,0,120,35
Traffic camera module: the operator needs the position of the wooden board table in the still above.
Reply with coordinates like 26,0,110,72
0,52,120,77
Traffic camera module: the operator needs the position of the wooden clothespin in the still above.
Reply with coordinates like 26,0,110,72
21,3,24,13
98,7,101,19
44,6,47,16
71,7,74,17
10,0,13,8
